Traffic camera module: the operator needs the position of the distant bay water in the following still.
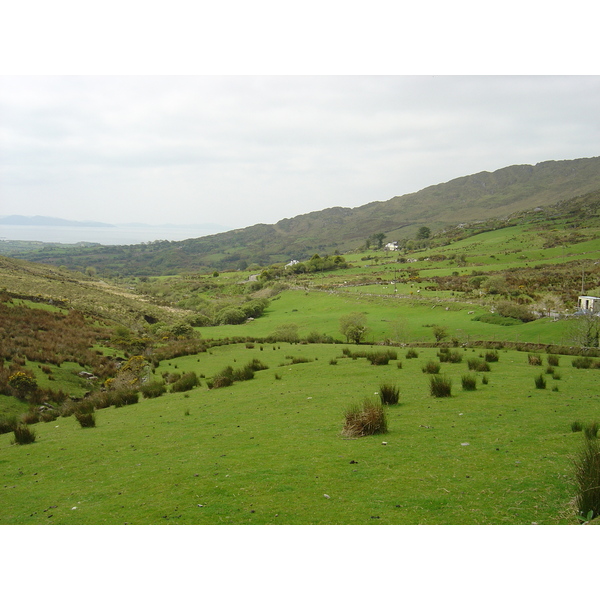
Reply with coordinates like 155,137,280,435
0,223,229,245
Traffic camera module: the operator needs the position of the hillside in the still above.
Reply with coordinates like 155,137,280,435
4,156,600,276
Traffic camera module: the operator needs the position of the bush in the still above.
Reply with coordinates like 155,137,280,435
13,424,36,445
75,412,96,428
534,373,546,389
422,360,441,374
547,354,560,367
430,375,452,397
141,380,167,398
379,383,399,405
461,374,477,391
528,354,543,366
0,416,18,435
584,422,599,440
574,438,600,522
406,349,419,359
171,372,199,393
342,399,388,438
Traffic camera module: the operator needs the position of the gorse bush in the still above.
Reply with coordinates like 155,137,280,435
430,375,452,397
422,360,441,374
13,424,36,445
574,438,600,522
342,399,388,438
461,374,477,391
379,383,399,405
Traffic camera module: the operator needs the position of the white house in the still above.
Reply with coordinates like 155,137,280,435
578,296,600,314
384,242,399,251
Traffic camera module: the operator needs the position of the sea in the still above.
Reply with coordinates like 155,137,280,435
0,223,229,246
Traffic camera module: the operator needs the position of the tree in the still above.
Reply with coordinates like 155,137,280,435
371,233,386,249
569,314,600,348
339,312,368,344
416,226,431,240
432,325,448,343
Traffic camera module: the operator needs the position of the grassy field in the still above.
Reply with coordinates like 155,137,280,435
2,342,598,525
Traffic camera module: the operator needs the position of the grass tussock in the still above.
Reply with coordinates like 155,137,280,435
140,380,167,398
75,411,96,428
547,354,560,367
13,424,36,445
584,422,599,440
405,349,419,359
170,372,200,393
461,374,477,391
378,383,399,405
342,399,388,438
534,373,547,389
528,354,543,366
574,438,600,522
572,357,594,369
467,358,490,372
438,348,463,363
430,375,452,397
422,360,441,374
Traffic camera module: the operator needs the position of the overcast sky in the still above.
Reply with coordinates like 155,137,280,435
1,75,599,230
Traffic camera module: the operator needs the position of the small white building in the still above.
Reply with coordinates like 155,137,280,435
384,242,399,251
578,296,600,314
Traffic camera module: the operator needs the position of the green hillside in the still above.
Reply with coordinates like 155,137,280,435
4,156,600,275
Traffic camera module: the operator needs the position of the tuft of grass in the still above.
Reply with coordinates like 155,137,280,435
396,361,403,369
547,354,560,367
534,373,546,389
13,424,36,445
528,354,543,366
461,374,477,391
481,374,489,385
378,383,399,405
484,350,499,362
467,358,490,372
574,438,600,522
0,416,18,434
422,360,441,374
430,375,452,398
572,357,593,369
584,422,599,440
75,411,96,428
140,380,167,398
571,421,584,432
342,399,388,438
171,372,199,393
405,349,419,359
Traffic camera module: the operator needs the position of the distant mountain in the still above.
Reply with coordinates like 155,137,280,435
0,215,115,228
7,156,600,276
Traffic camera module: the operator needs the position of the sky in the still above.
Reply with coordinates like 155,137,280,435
2,74,599,231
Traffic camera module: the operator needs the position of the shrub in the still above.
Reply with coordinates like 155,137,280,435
75,412,96,428
484,350,499,362
141,380,167,398
528,354,543,366
461,374,477,391
422,360,441,374
572,421,584,433
171,372,199,393
534,373,546,389
430,375,452,397
573,357,593,369
406,349,419,359
379,383,399,405
342,399,388,438
0,416,18,435
584,422,599,440
13,424,36,445
547,354,560,367
574,438,600,522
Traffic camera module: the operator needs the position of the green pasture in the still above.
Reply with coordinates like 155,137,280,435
196,289,574,346
2,343,598,524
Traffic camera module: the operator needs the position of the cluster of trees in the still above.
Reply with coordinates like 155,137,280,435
261,254,349,280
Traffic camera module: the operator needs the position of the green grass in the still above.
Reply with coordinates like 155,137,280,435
2,343,598,524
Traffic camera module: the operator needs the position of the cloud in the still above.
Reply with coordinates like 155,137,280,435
1,76,599,228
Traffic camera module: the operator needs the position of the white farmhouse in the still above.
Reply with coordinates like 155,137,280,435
578,295,600,314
